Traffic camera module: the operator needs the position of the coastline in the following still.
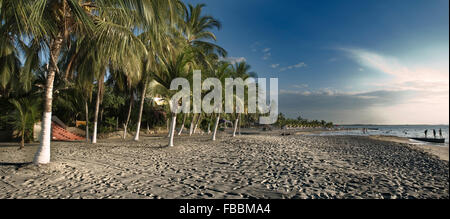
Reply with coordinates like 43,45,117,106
294,128,449,162
369,135,449,162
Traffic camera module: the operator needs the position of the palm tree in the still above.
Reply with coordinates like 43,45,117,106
133,21,168,141
179,3,227,137
133,73,150,141
230,61,256,137
208,61,232,141
9,98,41,149
178,113,187,135
154,50,194,146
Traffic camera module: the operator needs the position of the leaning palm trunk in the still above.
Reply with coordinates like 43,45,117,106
193,114,201,134
233,113,240,137
92,71,106,144
238,114,242,136
168,114,177,147
123,97,133,139
178,114,187,136
212,114,220,141
85,100,90,142
134,82,148,141
34,33,64,165
189,114,196,136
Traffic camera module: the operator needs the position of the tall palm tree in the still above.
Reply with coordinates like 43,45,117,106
231,61,256,137
107,67,140,140
133,20,169,141
154,50,194,146
133,71,150,141
208,61,232,141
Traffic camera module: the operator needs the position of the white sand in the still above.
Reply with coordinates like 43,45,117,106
369,135,449,162
0,134,448,199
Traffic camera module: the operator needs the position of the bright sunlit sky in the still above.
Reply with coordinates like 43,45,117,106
185,0,449,124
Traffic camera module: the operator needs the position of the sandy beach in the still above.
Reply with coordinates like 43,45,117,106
369,135,449,162
0,133,448,199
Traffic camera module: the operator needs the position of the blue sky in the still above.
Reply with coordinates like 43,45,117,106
185,0,449,124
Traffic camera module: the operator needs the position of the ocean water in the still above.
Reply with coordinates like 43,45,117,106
319,125,449,146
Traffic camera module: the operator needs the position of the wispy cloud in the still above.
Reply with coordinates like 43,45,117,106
220,57,247,64
270,64,280,69
250,42,261,52
280,62,307,72
341,48,449,93
262,48,272,60
262,52,271,60
292,84,309,89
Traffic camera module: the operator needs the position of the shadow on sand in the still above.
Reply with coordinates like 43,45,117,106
0,162,32,169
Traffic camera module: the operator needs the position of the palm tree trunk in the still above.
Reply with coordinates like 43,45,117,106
123,96,133,139
20,130,25,150
34,33,63,165
100,108,104,123
233,113,240,137
167,118,170,134
178,114,187,136
92,71,106,144
189,114,196,136
85,100,90,142
168,114,177,147
212,114,220,141
238,113,242,136
134,82,148,141
193,114,201,134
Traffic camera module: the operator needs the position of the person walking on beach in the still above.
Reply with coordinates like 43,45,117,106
439,129,443,139
433,129,437,139
424,129,428,138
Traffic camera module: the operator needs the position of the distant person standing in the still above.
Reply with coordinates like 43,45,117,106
424,129,428,138
433,129,437,139
439,128,443,139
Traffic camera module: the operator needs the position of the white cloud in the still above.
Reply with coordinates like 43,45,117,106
292,84,309,89
294,62,307,68
220,57,246,64
341,48,449,93
326,47,450,124
262,52,271,60
280,62,307,72
270,64,280,69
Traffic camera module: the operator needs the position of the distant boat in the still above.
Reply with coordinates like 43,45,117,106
410,138,445,144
